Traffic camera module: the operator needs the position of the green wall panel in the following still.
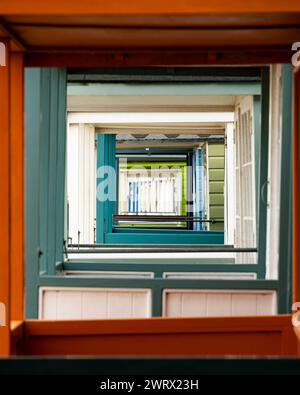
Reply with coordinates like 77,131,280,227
208,144,225,156
209,169,224,181
208,157,225,169
25,68,67,318
209,207,225,219
210,195,224,206
207,142,225,230
209,181,224,194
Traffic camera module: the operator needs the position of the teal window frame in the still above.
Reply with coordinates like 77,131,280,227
96,134,224,244
24,66,292,318
115,147,195,230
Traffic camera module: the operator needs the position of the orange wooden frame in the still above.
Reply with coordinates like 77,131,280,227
0,38,10,356
0,2,300,357
9,52,24,323
11,315,298,356
1,1,300,15
0,41,23,356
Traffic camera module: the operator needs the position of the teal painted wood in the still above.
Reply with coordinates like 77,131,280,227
104,232,224,244
95,133,224,244
25,68,67,318
24,66,285,320
39,69,51,275
278,65,293,314
256,68,270,279
151,284,163,317
55,69,68,270
68,82,261,96
38,276,279,291
47,70,59,276
96,135,105,243
25,68,42,319
45,69,67,275
64,258,235,265
96,134,116,243
114,228,223,235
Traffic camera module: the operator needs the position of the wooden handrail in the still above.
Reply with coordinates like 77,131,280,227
10,315,297,356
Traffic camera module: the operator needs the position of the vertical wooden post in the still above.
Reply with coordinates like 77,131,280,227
10,52,24,322
293,66,300,304
0,39,10,356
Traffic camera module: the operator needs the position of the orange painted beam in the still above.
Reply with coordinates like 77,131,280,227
1,1,300,15
10,320,24,355
25,48,292,68
10,52,24,323
0,39,10,356
24,315,294,336
7,26,300,49
20,316,298,356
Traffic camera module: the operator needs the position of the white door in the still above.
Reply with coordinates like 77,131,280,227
234,96,256,263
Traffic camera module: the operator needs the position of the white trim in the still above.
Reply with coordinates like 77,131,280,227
64,270,154,279
162,289,277,317
67,252,236,260
68,112,234,125
67,94,237,113
39,286,152,320
224,122,235,244
163,272,256,280
266,65,282,280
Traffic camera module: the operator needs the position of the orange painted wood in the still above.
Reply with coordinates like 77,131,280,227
0,39,10,356
293,326,300,354
1,1,300,15
21,316,297,356
4,14,300,27
7,26,300,49
10,52,24,322
0,2,298,359
1,3,300,51
10,320,24,355
25,48,292,68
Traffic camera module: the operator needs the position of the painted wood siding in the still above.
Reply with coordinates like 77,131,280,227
207,142,224,230
163,290,276,317
39,287,277,319
67,123,96,244
39,287,151,320
234,96,257,264
119,167,182,216
266,65,282,279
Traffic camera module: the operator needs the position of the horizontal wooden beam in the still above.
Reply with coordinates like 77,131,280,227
25,48,292,67
7,26,300,47
17,315,297,356
25,315,293,336
1,1,300,15
0,18,26,51
0,39,10,356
